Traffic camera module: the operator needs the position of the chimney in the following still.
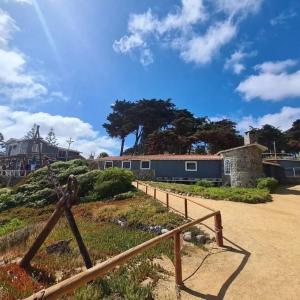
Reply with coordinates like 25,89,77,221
244,131,257,145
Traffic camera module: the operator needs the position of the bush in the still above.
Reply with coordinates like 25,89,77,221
256,177,278,192
76,170,102,196
196,179,214,187
94,168,134,199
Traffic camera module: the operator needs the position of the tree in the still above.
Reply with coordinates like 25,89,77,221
250,125,286,152
0,132,5,151
98,152,109,158
45,128,58,146
196,119,243,153
103,100,136,156
24,124,37,139
285,119,300,153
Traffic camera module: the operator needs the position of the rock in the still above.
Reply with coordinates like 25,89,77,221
196,234,206,244
161,228,169,234
46,239,72,255
183,231,192,242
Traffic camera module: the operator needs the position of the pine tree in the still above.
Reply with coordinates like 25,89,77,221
0,132,5,151
24,124,37,139
45,128,58,146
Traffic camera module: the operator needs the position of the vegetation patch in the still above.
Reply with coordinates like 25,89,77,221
148,182,272,204
256,177,279,192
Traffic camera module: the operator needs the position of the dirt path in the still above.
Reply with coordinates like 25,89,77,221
148,184,300,299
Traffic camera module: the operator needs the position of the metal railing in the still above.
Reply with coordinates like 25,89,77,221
26,182,223,300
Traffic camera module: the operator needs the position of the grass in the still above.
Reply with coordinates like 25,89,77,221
148,182,272,204
0,194,188,299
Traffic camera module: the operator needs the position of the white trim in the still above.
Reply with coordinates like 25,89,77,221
224,158,231,175
185,161,197,172
104,161,113,169
122,161,131,169
140,160,151,170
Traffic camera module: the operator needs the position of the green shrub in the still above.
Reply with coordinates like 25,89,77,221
0,188,12,195
196,179,214,187
113,191,136,200
76,170,102,196
94,168,134,199
257,177,278,191
0,218,23,237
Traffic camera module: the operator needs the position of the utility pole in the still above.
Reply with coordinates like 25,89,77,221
273,141,277,159
66,137,74,161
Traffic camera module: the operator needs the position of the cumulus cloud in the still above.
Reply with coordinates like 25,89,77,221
0,105,120,157
224,49,256,74
113,0,263,66
236,59,300,101
0,8,67,103
237,106,300,132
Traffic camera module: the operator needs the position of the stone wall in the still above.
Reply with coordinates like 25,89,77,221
222,147,264,187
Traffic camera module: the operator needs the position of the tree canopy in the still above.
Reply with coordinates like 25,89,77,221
103,99,300,156
45,128,58,146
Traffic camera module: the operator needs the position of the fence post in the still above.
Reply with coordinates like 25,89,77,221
166,193,169,209
214,212,224,247
174,232,183,286
136,181,139,189
184,198,188,219
154,188,156,199
145,185,148,194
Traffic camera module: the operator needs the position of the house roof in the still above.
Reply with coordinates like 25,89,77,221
217,143,268,155
98,154,221,161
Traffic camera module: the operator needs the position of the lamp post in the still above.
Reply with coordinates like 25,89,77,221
66,138,74,161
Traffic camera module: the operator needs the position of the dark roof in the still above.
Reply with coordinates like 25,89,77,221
98,154,221,161
217,143,267,155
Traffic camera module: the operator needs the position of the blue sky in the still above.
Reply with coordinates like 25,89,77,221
0,0,300,156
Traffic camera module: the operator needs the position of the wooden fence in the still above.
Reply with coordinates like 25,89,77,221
26,182,223,300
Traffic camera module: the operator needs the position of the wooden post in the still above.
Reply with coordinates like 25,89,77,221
64,207,93,269
214,212,224,247
174,232,183,286
145,185,148,194
184,198,188,219
154,188,156,199
19,197,66,268
166,193,169,209
136,181,139,189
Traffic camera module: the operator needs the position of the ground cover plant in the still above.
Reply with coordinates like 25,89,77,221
148,181,272,204
0,194,193,299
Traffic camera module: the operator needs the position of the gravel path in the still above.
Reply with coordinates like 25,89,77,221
148,184,300,299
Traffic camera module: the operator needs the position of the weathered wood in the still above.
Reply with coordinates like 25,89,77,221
166,193,169,209
25,212,218,300
153,188,156,199
64,207,93,269
184,198,188,219
174,232,183,286
19,196,66,268
214,212,224,247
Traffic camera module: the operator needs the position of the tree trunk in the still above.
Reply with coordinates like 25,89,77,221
120,137,125,156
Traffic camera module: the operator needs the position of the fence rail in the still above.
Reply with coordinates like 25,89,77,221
26,181,223,300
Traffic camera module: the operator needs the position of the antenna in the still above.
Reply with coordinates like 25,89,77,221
66,137,74,161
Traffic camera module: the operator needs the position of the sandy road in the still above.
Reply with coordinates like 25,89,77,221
138,183,300,299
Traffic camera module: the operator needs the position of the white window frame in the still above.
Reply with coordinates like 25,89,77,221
122,161,131,169
140,160,151,170
185,161,197,172
224,158,231,175
104,161,113,169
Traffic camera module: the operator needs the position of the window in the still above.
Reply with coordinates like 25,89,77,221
32,143,39,153
185,161,197,171
224,159,231,175
122,161,131,169
58,150,66,158
140,160,150,170
104,161,113,169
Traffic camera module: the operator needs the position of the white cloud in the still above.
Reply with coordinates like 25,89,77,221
237,106,300,132
181,21,236,64
0,105,120,157
3,0,33,4
0,8,67,103
254,59,297,74
270,9,297,26
113,0,262,65
237,59,300,101
224,49,256,74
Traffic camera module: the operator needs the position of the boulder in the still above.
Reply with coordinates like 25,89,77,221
46,239,72,255
161,228,169,234
196,234,206,244
183,231,192,242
